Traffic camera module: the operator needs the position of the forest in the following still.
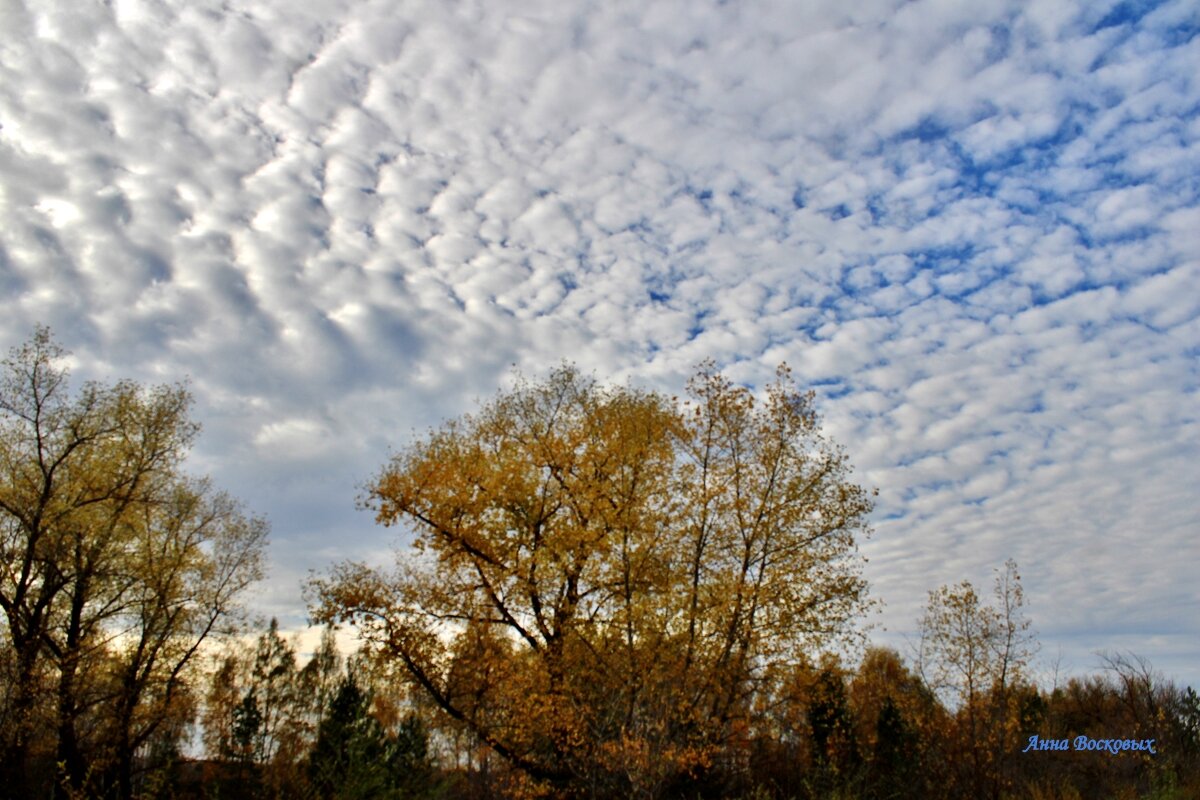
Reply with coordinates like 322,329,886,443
2,328,1197,800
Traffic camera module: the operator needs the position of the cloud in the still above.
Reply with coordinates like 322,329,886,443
1,0,1197,685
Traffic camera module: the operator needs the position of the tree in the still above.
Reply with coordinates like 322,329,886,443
103,480,267,798
916,559,1036,799
806,664,861,796
297,624,344,737
847,648,938,800
917,560,1035,710
247,618,305,769
204,652,243,765
213,618,313,797
308,674,438,800
0,327,267,798
312,362,874,798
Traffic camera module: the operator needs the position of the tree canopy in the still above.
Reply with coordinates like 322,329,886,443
312,362,874,797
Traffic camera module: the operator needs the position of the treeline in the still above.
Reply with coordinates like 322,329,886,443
9,611,1198,799
178,616,1198,800
3,329,1197,799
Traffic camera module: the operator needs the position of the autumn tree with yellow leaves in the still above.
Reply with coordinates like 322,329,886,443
312,362,875,799
0,328,268,799
917,559,1037,800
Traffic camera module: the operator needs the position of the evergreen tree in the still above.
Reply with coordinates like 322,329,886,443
308,674,437,799
870,696,918,800
808,667,861,798
231,691,263,764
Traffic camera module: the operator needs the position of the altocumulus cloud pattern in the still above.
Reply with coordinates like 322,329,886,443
1,0,1197,683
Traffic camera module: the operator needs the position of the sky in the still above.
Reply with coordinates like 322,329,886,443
1,0,1197,687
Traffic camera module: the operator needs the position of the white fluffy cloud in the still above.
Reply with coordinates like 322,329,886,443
2,0,1196,682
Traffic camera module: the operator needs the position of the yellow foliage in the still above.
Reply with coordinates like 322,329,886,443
312,361,873,795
